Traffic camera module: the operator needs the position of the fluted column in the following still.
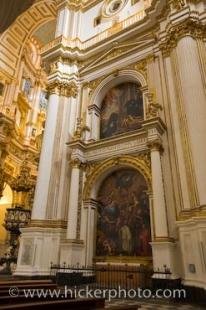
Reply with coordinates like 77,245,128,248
175,36,206,206
31,91,59,220
66,158,81,239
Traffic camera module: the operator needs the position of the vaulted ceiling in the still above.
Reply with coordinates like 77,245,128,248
0,0,35,33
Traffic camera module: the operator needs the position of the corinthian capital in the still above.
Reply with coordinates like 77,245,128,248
48,81,78,98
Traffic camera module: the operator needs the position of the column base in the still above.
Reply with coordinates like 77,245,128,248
60,239,85,266
14,226,66,277
151,240,182,279
177,217,206,290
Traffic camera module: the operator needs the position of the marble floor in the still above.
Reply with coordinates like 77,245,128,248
106,299,205,309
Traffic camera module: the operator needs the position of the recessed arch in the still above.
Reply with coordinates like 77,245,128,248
87,69,147,140
90,69,147,109
83,155,152,201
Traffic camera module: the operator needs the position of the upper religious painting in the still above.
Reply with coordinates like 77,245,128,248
100,82,144,139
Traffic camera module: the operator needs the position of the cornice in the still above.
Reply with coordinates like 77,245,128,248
41,0,167,61
56,0,103,12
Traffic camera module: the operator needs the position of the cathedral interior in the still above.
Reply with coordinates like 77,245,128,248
0,0,206,309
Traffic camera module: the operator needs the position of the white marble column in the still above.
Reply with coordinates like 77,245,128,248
150,141,169,239
176,36,206,206
149,140,179,277
31,92,59,220
84,199,97,266
66,159,81,239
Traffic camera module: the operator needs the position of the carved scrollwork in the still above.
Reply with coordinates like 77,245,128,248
160,19,206,57
170,0,186,10
73,117,90,141
146,92,163,119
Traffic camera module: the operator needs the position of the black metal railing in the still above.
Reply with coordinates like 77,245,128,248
50,263,153,289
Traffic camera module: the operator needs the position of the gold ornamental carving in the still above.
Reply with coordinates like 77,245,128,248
147,139,164,153
87,58,148,98
87,76,106,97
160,20,206,57
48,81,78,98
83,155,152,200
127,59,148,79
73,117,90,141
170,0,185,10
146,92,163,119
69,158,82,169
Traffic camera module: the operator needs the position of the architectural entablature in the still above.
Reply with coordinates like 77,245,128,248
41,0,166,60
68,130,148,163
68,117,166,163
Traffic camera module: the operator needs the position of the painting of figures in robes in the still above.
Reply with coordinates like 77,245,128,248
96,169,152,257
100,82,144,139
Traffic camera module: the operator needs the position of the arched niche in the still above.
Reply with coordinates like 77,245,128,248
95,168,152,258
87,70,148,141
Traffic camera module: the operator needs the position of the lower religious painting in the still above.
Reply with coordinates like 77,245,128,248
96,168,152,257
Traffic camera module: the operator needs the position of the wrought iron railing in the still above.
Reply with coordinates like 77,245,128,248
50,263,153,289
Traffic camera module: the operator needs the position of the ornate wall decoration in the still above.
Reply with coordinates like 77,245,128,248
96,168,152,257
48,81,78,98
87,76,106,98
83,155,152,201
101,0,128,18
170,0,185,10
100,82,144,139
160,19,206,57
146,92,163,119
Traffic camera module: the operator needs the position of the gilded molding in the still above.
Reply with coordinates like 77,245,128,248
29,219,67,229
177,206,206,221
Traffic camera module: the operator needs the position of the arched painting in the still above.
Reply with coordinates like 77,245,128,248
96,169,152,257
100,82,143,139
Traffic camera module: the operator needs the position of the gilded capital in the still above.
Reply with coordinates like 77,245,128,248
147,140,164,153
48,81,78,98
160,19,206,57
69,158,82,168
